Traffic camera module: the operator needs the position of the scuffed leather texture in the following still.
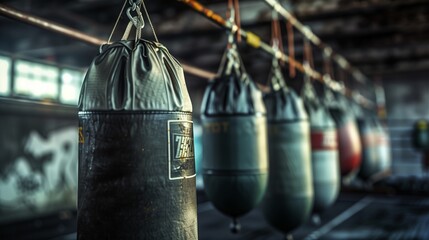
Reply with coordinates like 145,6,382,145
77,38,197,240
202,116,268,217
78,112,198,240
79,40,192,112
262,121,313,234
201,49,265,116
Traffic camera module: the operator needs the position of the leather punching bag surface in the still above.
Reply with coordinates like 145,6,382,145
78,39,198,239
302,80,340,213
262,60,313,235
373,118,391,173
357,118,378,180
201,45,268,222
327,91,362,177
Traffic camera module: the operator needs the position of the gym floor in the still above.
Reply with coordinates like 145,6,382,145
196,193,429,240
51,192,429,240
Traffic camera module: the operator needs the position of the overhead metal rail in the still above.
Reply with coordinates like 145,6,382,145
0,2,373,108
264,0,368,84
179,0,374,108
0,4,216,80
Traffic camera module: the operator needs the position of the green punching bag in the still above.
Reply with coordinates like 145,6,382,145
262,58,313,236
201,35,268,233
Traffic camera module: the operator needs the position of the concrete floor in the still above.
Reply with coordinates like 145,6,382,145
196,193,429,240
3,192,429,240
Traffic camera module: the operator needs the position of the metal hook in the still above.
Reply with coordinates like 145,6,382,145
128,0,141,9
126,4,145,29
270,56,285,91
226,6,237,46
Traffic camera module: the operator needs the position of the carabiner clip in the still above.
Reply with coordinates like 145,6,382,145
126,2,145,29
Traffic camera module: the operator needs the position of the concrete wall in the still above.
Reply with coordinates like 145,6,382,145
384,70,429,177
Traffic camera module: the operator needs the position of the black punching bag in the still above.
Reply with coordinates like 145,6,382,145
262,59,313,235
77,18,198,239
302,79,340,213
201,42,268,231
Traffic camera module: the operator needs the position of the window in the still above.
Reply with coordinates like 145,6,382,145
0,56,11,95
14,60,59,100
60,69,84,105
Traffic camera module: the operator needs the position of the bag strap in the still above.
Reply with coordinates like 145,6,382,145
269,57,287,92
217,6,249,80
301,63,318,104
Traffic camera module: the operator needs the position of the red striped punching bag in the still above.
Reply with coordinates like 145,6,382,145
326,89,362,179
302,78,340,213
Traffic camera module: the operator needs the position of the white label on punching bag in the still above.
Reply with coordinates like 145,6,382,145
168,120,196,180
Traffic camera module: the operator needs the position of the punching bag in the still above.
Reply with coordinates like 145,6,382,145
327,89,362,178
352,100,378,180
302,79,340,213
262,59,313,235
373,118,391,173
77,14,198,239
412,120,429,151
357,117,378,180
201,41,268,231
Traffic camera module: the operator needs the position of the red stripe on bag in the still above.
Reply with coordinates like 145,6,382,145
311,130,338,150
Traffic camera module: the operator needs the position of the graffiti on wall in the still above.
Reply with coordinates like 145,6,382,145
0,122,78,220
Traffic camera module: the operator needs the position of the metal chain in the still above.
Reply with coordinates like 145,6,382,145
126,3,145,29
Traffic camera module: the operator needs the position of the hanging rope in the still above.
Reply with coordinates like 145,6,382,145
108,0,160,44
107,0,128,44
286,21,295,78
303,39,314,70
178,0,374,108
323,53,334,82
271,11,284,65
233,0,241,42
227,0,241,42
141,0,159,43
